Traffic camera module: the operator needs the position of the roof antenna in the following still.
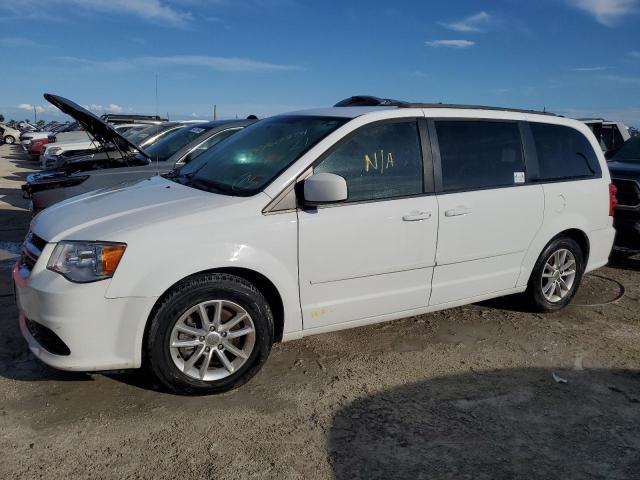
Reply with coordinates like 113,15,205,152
155,73,160,176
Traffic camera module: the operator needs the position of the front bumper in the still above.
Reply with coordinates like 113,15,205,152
13,247,157,371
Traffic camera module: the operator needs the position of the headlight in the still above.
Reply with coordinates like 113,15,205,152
48,147,63,156
47,241,126,283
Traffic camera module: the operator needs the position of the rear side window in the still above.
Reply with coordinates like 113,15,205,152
435,120,525,191
530,123,601,180
314,121,423,202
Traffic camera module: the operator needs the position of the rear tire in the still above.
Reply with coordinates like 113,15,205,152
3,135,15,145
146,273,274,395
524,236,585,312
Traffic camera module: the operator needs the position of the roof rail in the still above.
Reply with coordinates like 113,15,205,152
399,102,558,116
333,95,558,116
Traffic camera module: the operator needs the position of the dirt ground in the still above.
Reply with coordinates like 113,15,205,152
1,143,639,479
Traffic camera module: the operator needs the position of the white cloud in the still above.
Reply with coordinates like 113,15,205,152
629,50,640,58
107,104,123,113
571,66,611,71
17,103,60,113
425,39,475,48
440,11,491,32
139,55,304,72
568,0,639,26
0,0,193,27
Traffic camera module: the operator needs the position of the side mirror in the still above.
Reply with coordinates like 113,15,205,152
303,172,348,206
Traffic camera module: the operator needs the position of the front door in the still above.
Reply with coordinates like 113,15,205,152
297,119,439,331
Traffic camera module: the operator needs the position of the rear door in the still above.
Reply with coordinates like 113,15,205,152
429,119,544,306
298,118,438,331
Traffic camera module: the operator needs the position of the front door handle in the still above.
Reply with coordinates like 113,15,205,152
444,207,471,217
402,211,432,222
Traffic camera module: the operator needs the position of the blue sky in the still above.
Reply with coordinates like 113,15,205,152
1,0,639,126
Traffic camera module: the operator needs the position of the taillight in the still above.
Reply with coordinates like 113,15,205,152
609,183,618,216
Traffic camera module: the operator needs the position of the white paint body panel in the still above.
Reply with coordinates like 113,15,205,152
14,106,615,372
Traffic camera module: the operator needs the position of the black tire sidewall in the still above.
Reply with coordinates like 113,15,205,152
529,236,585,312
4,136,15,144
147,275,273,395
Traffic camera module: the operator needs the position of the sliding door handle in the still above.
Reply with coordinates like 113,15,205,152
402,211,432,221
444,207,471,217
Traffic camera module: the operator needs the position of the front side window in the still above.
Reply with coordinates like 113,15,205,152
530,123,601,180
436,120,525,191
174,116,348,195
314,121,423,202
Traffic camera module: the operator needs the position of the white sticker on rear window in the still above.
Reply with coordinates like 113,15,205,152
514,172,525,184
189,128,205,134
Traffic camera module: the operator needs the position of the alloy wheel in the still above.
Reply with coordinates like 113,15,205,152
541,248,577,303
169,300,256,381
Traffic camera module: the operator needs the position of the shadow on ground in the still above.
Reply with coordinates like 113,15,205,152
328,367,640,480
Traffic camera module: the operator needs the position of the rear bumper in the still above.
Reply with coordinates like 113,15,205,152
586,226,616,272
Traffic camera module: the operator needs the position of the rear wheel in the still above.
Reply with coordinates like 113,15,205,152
525,236,585,312
146,273,274,395
3,135,15,145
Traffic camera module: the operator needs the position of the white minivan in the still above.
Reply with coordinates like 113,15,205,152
14,97,616,394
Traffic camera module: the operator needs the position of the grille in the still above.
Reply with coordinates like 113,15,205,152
21,231,47,273
612,179,640,207
25,318,71,356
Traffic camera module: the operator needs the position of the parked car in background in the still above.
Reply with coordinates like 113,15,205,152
21,122,78,149
23,94,254,212
100,114,167,125
582,119,630,156
39,123,152,169
14,96,615,394
0,123,22,144
607,135,640,250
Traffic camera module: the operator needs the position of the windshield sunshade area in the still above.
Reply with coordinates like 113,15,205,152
611,136,640,163
174,115,348,195
141,125,209,163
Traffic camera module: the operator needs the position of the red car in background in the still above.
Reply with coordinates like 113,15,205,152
27,137,49,160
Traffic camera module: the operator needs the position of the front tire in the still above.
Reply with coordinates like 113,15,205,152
4,135,15,145
146,273,274,395
525,236,585,312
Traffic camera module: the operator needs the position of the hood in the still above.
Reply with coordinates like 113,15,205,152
30,176,246,242
43,93,149,159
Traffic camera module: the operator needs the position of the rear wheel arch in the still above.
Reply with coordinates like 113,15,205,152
555,228,590,265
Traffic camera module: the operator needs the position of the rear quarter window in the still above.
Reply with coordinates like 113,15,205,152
530,123,601,180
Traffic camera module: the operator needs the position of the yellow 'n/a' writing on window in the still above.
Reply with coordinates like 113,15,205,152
364,150,394,174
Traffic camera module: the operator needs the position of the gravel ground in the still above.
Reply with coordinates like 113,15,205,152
1,143,639,479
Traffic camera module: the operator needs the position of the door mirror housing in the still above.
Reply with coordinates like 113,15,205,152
303,172,348,206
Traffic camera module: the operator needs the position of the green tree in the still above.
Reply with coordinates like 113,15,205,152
36,120,46,128
0,113,4,122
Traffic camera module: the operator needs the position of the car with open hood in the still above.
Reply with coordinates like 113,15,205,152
22,98,254,212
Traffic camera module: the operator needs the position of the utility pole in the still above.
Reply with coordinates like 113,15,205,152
213,104,217,121
33,105,37,124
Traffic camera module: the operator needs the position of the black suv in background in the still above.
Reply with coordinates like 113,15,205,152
608,135,640,249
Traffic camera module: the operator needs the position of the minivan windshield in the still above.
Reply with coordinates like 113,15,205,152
172,115,348,195
611,136,640,163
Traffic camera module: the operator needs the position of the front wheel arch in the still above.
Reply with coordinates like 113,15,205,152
143,267,285,354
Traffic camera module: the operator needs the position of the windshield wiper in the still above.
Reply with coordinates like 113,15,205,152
187,176,234,195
